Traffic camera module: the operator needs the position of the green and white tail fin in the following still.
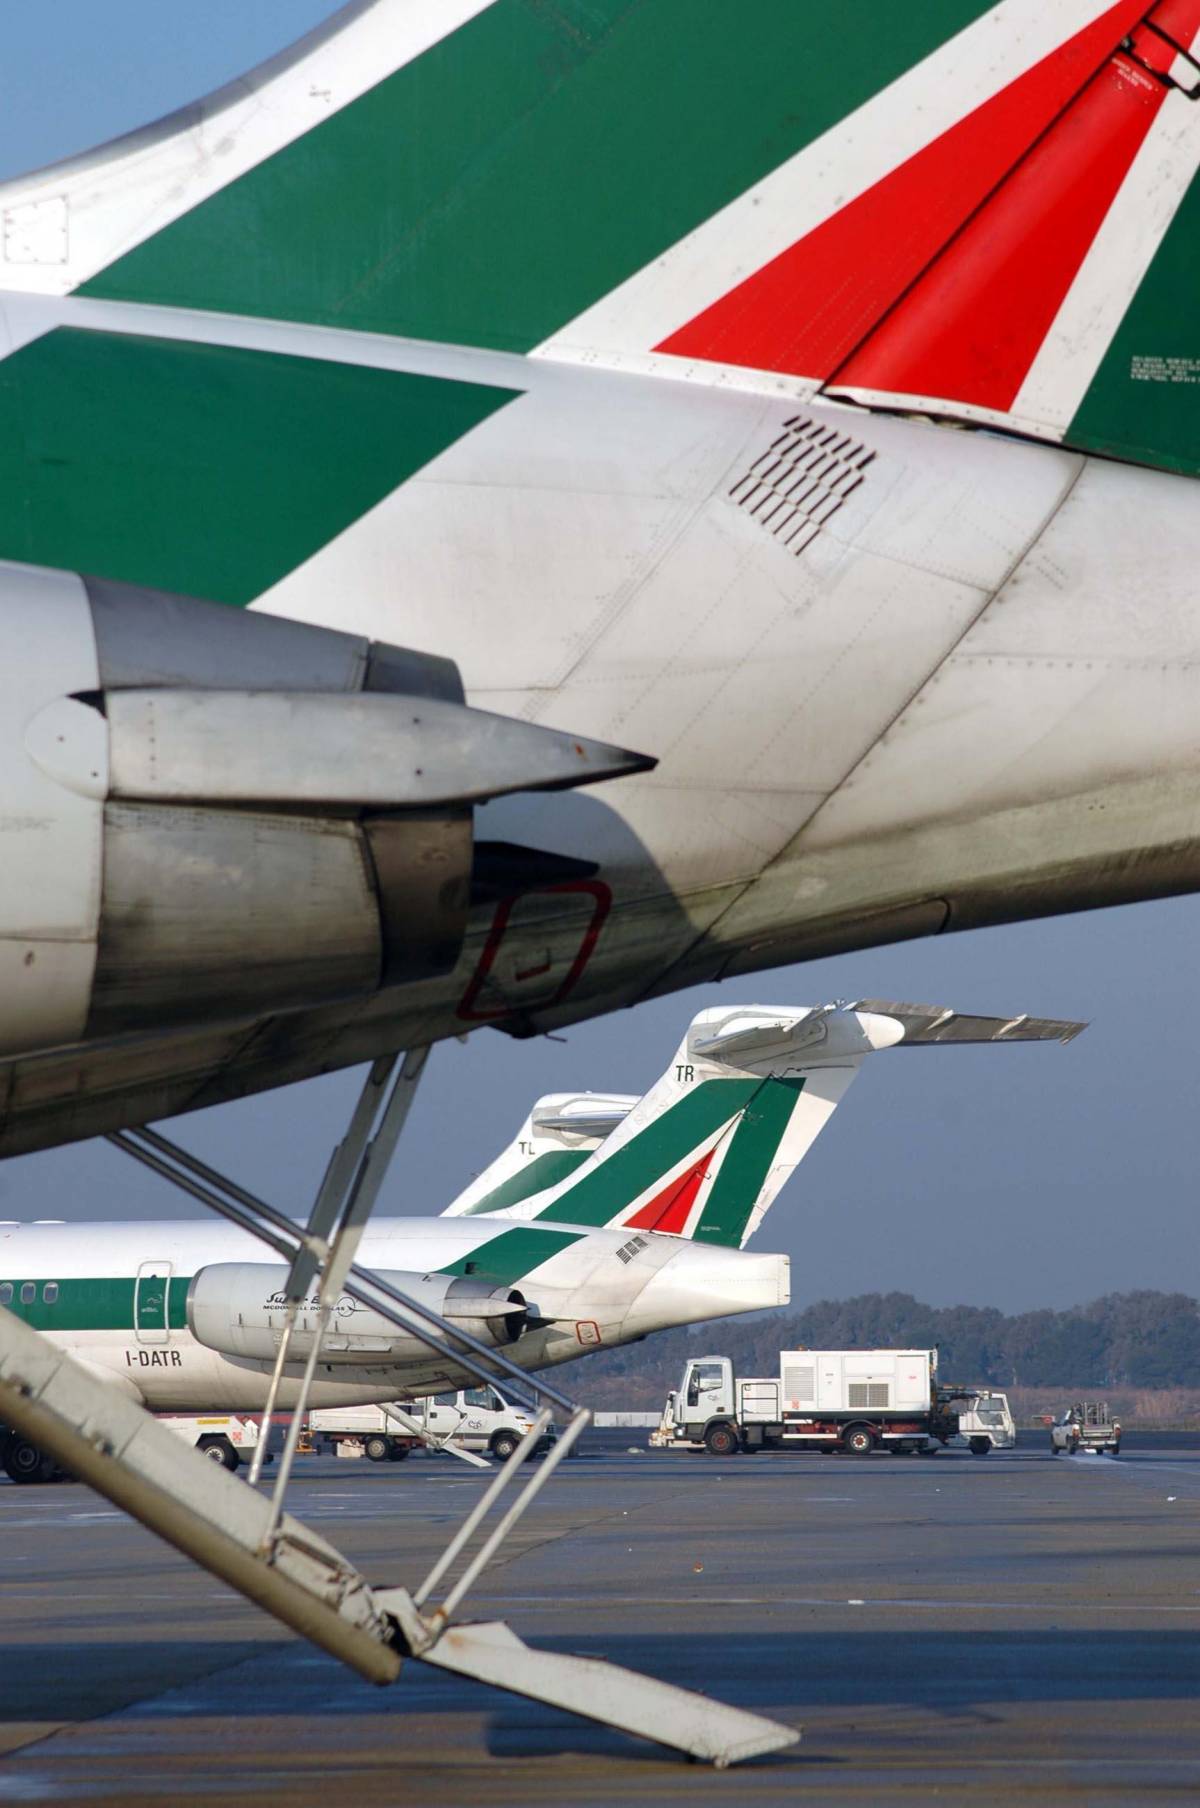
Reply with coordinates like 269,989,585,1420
3,2,1197,479
441,1092,636,1220
451,1001,1085,1250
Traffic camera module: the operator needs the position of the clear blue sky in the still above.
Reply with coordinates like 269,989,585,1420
1,4,1196,1315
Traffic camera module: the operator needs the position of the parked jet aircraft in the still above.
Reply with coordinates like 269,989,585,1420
0,999,1080,1473
0,1,1194,1158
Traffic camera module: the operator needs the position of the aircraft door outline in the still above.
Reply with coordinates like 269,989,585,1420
134,1260,172,1345
457,880,612,1022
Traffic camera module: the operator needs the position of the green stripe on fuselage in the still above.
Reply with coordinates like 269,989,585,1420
532,1080,758,1228
459,1149,591,1216
0,1275,191,1332
438,1227,583,1284
693,1077,803,1247
80,2,996,352
0,329,517,603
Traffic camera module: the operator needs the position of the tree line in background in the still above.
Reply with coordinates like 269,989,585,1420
574,1290,1200,1408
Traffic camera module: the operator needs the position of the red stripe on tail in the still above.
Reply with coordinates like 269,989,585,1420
624,1142,720,1235
655,0,1157,393
835,7,1200,410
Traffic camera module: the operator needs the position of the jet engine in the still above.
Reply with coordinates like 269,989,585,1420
0,563,649,1058
186,1262,530,1364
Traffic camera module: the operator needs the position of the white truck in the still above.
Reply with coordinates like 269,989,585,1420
954,1389,1016,1454
651,1349,961,1456
1050,1401,1121,1455
310,1386,557,1464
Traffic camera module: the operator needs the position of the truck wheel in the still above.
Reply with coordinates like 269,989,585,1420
968,1437,991,1456
3,1436,57,1484
387,1441,411,1461
842,1425,875,1456
704,1422,739,1458
364,1435,392,1463
491,1431,520,1462
197,1436,239,1471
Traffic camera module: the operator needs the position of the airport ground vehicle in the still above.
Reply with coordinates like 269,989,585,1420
650,1350,959,1456
1050,1402,1121,1455
1,1410,264,1481
955,1390,1016,1454
310,1387,556,1464
307,1403,418,1463
161,1413,263,1471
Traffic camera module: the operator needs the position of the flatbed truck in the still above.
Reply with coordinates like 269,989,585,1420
310,1385,557,1464
650,1349,961,1456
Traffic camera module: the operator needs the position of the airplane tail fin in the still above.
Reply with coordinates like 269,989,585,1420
507,1002,1085,1249
440,1092,635,1220
4,1,1195,482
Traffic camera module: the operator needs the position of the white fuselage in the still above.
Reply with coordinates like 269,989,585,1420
0,1217,788,1413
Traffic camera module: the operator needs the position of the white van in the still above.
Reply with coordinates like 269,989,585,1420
424,1386,557,1461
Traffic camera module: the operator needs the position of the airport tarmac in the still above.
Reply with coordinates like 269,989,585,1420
1,1432,1197,1805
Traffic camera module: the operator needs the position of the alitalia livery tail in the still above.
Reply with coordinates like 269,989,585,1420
442,1092,637,1220
445,1002,1086,1250
0,0,1196,516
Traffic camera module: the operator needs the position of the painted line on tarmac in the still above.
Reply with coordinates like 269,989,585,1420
472,1592,1200,1611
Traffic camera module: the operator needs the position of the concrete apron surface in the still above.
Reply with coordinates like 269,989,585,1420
1,1440,1198,1805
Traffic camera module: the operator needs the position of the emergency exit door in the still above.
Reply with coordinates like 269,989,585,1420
134,1260,172,1344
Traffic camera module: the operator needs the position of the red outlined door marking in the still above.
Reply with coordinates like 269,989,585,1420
457,879,612,1023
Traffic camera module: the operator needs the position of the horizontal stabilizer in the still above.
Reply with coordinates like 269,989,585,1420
531,1096,636,1140
850,1001,1088,1046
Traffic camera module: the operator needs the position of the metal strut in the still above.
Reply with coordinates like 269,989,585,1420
0,1050,801,1767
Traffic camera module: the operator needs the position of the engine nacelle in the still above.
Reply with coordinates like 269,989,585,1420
0,563,648,1057
186,1262,530,1364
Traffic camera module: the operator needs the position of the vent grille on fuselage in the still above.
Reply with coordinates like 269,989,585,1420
729,416,874,556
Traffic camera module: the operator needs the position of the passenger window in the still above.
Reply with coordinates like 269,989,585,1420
433,1392,457,1407
43,1282,59,1304
20,1282,35,1304
0,1282,11,1305
464,1387,491,1408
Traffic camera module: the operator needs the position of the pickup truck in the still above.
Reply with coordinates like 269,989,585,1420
1050,1402,1121,1455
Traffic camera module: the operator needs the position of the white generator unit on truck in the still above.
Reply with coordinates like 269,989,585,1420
652,1350,959,1456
